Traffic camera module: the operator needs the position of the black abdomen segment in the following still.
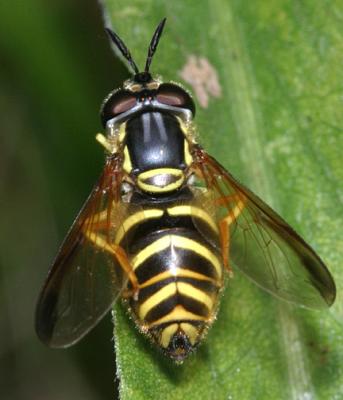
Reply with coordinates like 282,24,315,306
131,228,221,314
117,194,223,357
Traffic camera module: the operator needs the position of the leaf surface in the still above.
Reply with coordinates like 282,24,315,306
101,1,343,398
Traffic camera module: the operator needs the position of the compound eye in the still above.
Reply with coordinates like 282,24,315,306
101,90,136,127
112,95,136,114
156,83,195,116
156,92,185,106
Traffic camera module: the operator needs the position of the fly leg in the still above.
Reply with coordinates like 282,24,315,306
83,212,140,300
193,161,246,274
216,194,246,275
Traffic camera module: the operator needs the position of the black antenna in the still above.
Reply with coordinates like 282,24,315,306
105,27,139,75
144,18,167,73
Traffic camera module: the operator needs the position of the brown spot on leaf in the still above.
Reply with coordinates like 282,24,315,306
179,55,222,108
308,340,330,365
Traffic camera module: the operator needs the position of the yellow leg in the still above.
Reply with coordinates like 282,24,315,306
95,133,118,154
218,194,246,274
83,211,140,298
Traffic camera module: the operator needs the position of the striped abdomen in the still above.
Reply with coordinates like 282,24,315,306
116,193,223,361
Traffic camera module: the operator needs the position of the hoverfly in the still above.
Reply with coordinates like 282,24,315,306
35,18,336,363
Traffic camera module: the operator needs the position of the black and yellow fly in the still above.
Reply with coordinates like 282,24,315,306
35,19,336,362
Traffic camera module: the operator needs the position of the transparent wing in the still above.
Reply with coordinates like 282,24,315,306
193,147,336,308
35,156,128,347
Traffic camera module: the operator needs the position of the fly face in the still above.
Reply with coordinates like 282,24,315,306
101,81,195,132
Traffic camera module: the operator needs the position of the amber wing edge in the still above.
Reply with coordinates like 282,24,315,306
35,155,126,347
193,146,336,309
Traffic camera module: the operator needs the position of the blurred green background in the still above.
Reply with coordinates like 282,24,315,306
0,1,126,398
1,1,342,399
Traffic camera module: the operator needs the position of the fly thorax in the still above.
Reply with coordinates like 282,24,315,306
123,111,192,194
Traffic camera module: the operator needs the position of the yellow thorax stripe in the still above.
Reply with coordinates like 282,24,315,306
167,205,218,234
138,168,182,180
184,140,193,166
137,168,185,193
123,146,132,173
118,123,126,143
132,234,222,277
137,178,184,193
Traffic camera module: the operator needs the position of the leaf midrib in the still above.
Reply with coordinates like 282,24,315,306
211,1,313,399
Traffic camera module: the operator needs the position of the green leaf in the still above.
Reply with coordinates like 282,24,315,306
102,1,343,399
